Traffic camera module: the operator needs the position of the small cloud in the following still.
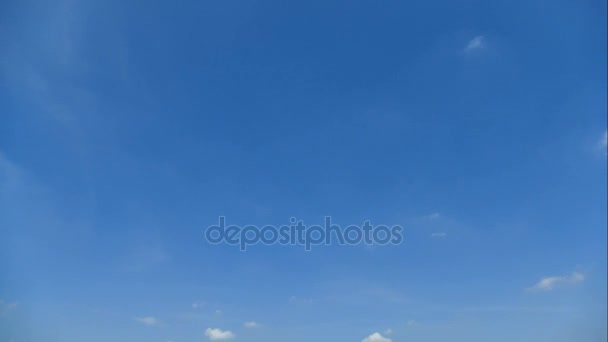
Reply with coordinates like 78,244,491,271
599,130,607,150
464,35,484,52
135,316,161,326
215,309,223,316
192,301,205,309
205,328,235,340
430,232,447,238
244,321,258,328
527,272,585,292
426,212,440,220
362,332,392,342
384,328,393,335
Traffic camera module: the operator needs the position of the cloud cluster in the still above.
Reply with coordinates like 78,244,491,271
362,332,392,342
205,328,236,340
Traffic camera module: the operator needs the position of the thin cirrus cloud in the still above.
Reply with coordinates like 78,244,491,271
243,321,259,328
425,212,441,220
134,316,161,327
362,332,392,342
464,35,484,52
205,328,236,341
527,272,585,292
192,300,205,309
431,232,447,238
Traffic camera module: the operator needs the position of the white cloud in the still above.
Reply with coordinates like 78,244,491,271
205,328,235,340
362,332,392,342
464,35,484,52
135,316,161,326
527,272,585,292
244,321,258,328
600,130,607,149
384,328,393,335
430,232,447,238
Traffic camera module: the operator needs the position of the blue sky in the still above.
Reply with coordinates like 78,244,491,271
0,0,607,341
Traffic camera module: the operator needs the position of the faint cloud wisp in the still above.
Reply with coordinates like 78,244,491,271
527,272,585,292
244,321,258,328
464,35,484,53
135,316,161,327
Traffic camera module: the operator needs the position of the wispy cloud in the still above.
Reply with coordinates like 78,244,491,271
135,316,161,327
426,212,441,220
431,232,447,238
464,35,484,53
1,1,96,127
362,332,392,342
599,130,607,151
527,272,585,292
288,296,313,305
205,328,236,340
0,149,95,274
192,300,206,309
0,150,23,189
244,321,259,328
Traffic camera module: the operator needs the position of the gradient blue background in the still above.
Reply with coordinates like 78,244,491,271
1,0,606,341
